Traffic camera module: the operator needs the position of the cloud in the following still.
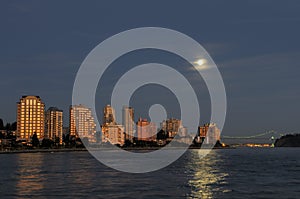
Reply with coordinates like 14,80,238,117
221,51,300,70
218,51,300,102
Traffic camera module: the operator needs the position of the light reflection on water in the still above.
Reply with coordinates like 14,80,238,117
15,153,45,196
7,150,228,198
0,148,299,198
186,150,231,199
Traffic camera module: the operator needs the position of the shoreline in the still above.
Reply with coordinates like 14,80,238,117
0,148,87,154
0,146,237,154
2,147,299,154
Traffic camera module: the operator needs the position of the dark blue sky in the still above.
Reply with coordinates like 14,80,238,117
1,0,300,136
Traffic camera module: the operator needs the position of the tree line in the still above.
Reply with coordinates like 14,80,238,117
0,118,17,131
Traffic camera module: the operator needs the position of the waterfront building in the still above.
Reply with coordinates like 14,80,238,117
206,123,221,144
178,126,188,137
161,118,182,139
101,105,126,146
136,118,157,142
196,123,220,144
16,96,45,140
176,127,193,145
198,123,210,140
103,105,116,125
45,107,63,144
122,106,135,142
102,124,125,146
69,104,97,143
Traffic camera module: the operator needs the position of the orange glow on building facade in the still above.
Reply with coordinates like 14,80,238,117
17,96,45,140
101,105,126,146
122,106,134,142
161,118,182,139
102,124,125,146
136,118,157,142
69,104,97,143
197,123,221,144
45,107,63,144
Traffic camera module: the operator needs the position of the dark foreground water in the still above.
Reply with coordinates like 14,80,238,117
0,148,299,198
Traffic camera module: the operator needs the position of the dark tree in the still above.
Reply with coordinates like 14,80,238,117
0,131,4,139
41,138,54,148
75,137,84,148
63,133,67,143
69,135,76,147
0,118,4,130
157,129,167,140
5,123,11,131
2,122,17,131
54,136,60,145
31,132,40,147
11,122,17,131
124,139,134,147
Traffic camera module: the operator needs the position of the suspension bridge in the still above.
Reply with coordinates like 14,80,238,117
220,130,296,144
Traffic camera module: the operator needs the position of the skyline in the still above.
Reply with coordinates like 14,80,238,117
3,95,223,147
1,1,300,136
0,94,290,143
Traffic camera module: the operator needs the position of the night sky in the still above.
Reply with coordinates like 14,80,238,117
1,1,300,136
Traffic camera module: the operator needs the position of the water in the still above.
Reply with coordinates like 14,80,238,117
0,148,299,198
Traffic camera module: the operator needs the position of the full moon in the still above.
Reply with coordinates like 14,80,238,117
196,59,205,66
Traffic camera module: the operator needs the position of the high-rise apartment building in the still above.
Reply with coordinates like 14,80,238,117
196,123,220,144
16,96,45,140
136,118,157,142
206,123,221,144
102,124,125,146
122,106,134,142
198,123,210,138
69,104,97,143
103,105,115,125
101,105,126,146
161,118,182,138
45,107,63,144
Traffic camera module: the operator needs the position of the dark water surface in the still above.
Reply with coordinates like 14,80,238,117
0,148,299,198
